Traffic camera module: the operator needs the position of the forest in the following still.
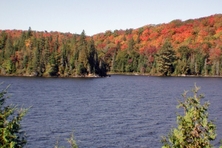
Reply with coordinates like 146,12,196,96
0,14,222,77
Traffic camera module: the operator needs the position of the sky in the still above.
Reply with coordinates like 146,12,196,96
1,0,222,36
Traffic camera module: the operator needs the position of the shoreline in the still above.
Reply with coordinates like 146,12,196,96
107,72,222,78
0,72,222,78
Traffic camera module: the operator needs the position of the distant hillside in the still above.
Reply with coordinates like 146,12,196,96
93,14,222,51
92,14,222,76
0,14,222,76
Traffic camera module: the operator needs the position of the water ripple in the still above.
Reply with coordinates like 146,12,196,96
0,76,221,147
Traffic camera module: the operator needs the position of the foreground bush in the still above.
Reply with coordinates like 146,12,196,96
0,84,28,148
162,84,217,148
55,133,78,148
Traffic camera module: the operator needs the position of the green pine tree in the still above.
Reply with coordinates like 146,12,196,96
162,84,217,148
157,42,176,76
87,38,97,74
0,84,28,148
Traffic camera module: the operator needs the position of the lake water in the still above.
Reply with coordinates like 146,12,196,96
0,75,221,148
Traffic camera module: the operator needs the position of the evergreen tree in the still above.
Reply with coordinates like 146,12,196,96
26,27,32,39
18,32,26,50
157,42,176,76
162,84,217,148
69,35,78,72
22,54,28,70
43,37,50,66
4,36,14,59
111,47,117,72
114,50,128,72
138,54,147,73
175,46,191,75
127,38,134,52
32,45,41,75
0,84,28,148
98,59,107,77
112,42,121,72
194,50,205,75
53,36,59,53
0,31,7,50
2,59,14,74
78,30,88,75
87,38,96,74
60,42,68,75
76,62,87,76
48,52,59,76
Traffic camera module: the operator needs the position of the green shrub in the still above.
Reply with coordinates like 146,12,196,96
0,84,28,148
55,133,78,148
162,84,216,148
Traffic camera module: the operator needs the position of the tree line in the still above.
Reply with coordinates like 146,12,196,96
0,28,107,77
1,14,222,77
92,14,222,76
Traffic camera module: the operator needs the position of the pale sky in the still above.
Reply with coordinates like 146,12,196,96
1,0,222,36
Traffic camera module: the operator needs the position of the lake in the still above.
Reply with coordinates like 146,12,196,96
0,75,222,147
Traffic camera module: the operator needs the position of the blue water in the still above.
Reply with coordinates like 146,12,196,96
0,75,221,147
